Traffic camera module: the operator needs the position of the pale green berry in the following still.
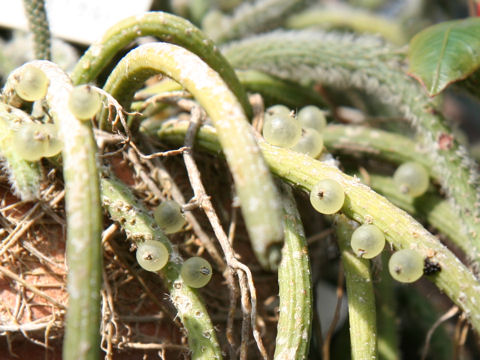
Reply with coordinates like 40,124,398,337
351,224,385,259
297,105,327,133
291,128,324,157
14,66,49,102
388,249,424,283
41,124,63,157
263,105,301,148
68,85,102,120
181,257,212,288
136,240,169,272
393,162,429,197
12,123,49,161
310,179,345,214
154,200,186,234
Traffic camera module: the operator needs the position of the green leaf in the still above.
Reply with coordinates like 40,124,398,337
408,17,480,96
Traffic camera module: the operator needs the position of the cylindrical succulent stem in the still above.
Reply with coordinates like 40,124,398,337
3,60,102,360
223,30,480,263
274,183,312,359
23,0,51,60
101,175,222,359
156,119,480,334
70,11,251,117
103,42,284,270
335,214,377,360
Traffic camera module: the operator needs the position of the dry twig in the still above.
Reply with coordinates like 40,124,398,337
182,105,268,359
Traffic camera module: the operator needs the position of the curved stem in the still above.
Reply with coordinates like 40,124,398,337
3,61,102,360
260,141,480,334
335,214,377,360
135,68,327,112
156,120,480,334
70,11,251,118
314,124,473,259
104,42,283,270
100,176,223,359
158,119,471,262
223,31,480,261
322,124,473,256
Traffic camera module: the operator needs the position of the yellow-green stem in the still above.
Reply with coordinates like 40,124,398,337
100,175,222,359
70,11,251,117
3,61,102,360
335,214,377,359
156,120,480,334
275,183,312,359
103,42,284,270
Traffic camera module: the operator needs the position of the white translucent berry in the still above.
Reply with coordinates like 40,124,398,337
14,66,49,102
310,179,345,214
266,104,290,117
136,240,169,272
393,162,429,197
351,224,385,259
297,105,327,133
12,123,63,161
388,249,424,283
12,123,47,161
154,200,186,234
181,257,212,288
291,128,324,157
41,123,63,157
68,85,102,120
262,105,301,148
